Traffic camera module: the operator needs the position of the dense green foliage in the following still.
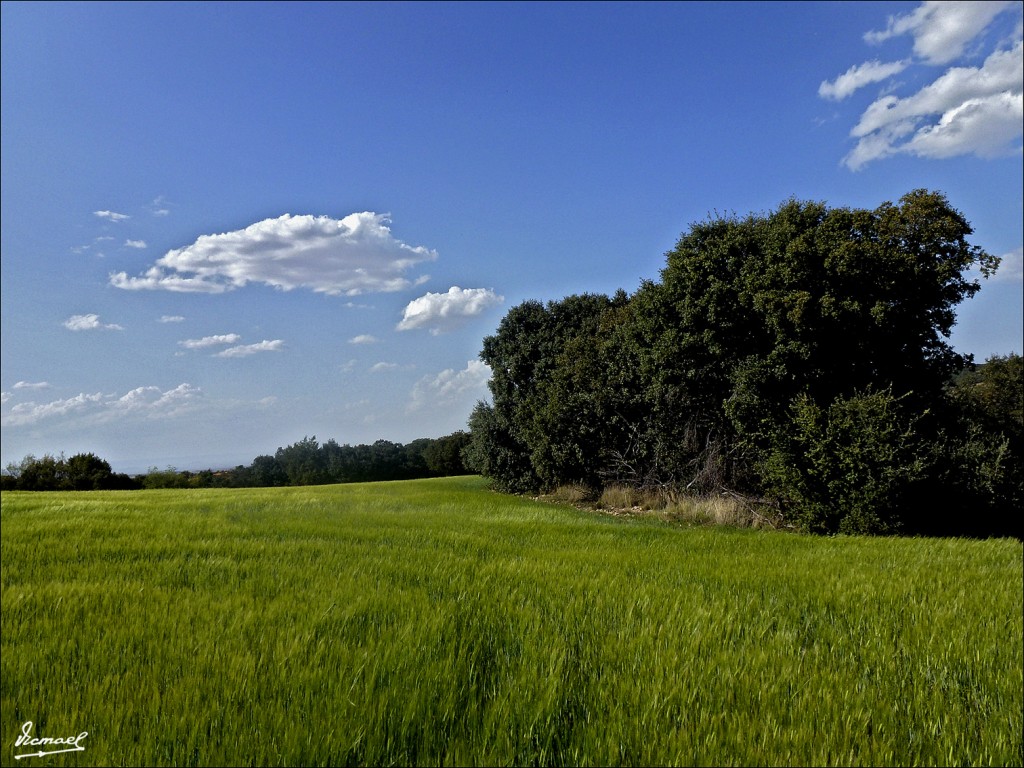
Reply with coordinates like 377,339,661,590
468,190,1021,536
2,478,1021,766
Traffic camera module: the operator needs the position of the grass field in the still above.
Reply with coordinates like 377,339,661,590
1,476,1021,766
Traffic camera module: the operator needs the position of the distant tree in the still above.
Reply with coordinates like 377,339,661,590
422,431,472,476
2,452,139,491
141,466,190,489
250,455,288,487
276,436,329,485
64,452,114,490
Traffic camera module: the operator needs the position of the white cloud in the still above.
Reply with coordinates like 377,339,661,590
864,1,1016,65
409,360,492,412
13,381,51,390
124,239,147,249
2,383,202,428
348,334,379,345
63,314,124,331
159,315,185,323
845,41,1023,169
899,90,1023,159
369,362,399,373
94,210,130,221
819,59,910,101
150,196,172,216
992,246,1024,282
109,212,438,296
114,383,202,417
215,340,285,358
824,2,1023,170
396,286,504,334
178,334,242,349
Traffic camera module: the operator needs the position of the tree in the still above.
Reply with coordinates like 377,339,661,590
470,190,1008,534
275,436,329,486
421,432,471,476
64,452,115,490
475,293,625,492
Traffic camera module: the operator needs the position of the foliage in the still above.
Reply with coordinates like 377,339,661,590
470,190,1018,535
756,389,927,534
1,452,138,491
2,479,1020,766
2,431,472,492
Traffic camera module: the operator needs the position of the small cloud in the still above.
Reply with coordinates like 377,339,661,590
158,315,185,323
215,340,285,358
409,360,492,412
125,239,148,249
819,59,909,101
63,313,124,331
396,286,504,335
348,334,379,344
114,383,201,417
369,361,399,373
992,246,1024,282
94,210,130,222
178,334,242,349
864,1,1017,65
150,196,172,216
110,212,437,296
14,381,51,390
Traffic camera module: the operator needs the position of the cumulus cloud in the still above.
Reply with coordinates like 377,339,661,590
1,383,201,428
63,314,124,331
214,340,285,358
124,239,147,249
348,334,379,344
396,286,504,334
109,212,437,296
94,210,130,222
178,334,242,349
819,59,909,101
408,360,492,412
821,1,1023,170
864,1,1016,65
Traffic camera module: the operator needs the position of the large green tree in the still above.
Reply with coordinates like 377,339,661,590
471,190,1010,534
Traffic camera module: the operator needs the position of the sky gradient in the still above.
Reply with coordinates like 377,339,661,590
3,1,1022,473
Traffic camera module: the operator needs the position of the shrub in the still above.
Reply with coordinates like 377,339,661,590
757,389,927,534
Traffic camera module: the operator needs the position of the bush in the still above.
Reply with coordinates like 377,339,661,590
757,389,927,534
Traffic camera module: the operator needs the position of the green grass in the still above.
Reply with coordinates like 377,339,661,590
2,476,1021,766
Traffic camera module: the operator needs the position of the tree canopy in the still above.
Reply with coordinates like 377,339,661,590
466,190,1019,537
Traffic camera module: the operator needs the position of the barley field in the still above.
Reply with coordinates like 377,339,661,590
1,476,1021,766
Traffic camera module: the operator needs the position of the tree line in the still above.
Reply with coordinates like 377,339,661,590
462,190,1022,538
1,432,471,492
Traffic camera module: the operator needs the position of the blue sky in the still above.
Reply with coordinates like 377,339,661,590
2,1,1022,474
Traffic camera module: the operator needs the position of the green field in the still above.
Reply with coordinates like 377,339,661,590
2,476,1021,766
